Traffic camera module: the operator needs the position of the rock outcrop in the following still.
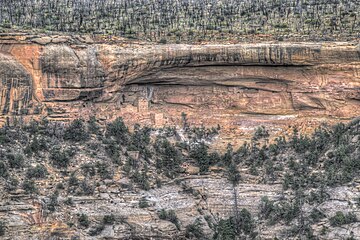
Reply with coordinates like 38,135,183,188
0,35,359,147
0,35,360,240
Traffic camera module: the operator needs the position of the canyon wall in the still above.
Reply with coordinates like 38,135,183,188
0,34,359,147
0,35,360,240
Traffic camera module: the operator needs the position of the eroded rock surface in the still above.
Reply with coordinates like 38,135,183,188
0,36,359,239
0,36,359,148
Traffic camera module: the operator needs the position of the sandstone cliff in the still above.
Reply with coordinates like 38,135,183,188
0,34,359,148
0,34,359,240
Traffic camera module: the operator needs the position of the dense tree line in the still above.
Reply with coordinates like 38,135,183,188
0,0,359,42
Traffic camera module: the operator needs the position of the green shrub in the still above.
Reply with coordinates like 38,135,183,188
236,208,256,235
156,178,162,188
309,208,326,223
185,218,204,239
47,190,59,212
51,147,73,168
56,182,65,189
5,177,19,192
81,163,96,177
291,130,312,153
259,197,300,225
260,196,275,220
129,124,151,151
213,218,235,240
68,173,79,187
22,179,38,194
252,126,269,141
280,201,301,224
0,221,5,236
103,214,115,225
208,152,221,165
122,157,136,175
131,168,150,190
249,164,258,176
105,117,129,144
307,187,329,204
158,209,167,220
80,180,95,195
0,162,8,178
356,197,360,207
139,197,150,208
24,120,39,134
288,222,315,238
264,159,276,181
78,214,90,228
87,116,101,135
0,128,11,144
89,223,105,236
25,136,47,155
158,209,180,229
330,211,357,226
7,153,24,169
26,165,48,179
222,144,233,165
159,38,167,44
96,162,113,180
104,140,121,164
64,119,89,142
227,162,241,185
167,210,178,223
154,138,183,178
190,142,210,173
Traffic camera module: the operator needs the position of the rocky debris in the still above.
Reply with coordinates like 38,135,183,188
31,37,52,45
51,36,71,44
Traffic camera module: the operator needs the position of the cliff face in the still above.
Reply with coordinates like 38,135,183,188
0,35,360,146
0,35,360,240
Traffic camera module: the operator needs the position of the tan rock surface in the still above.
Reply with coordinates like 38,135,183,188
1,37,359,149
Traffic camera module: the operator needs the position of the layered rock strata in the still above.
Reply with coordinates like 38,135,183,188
0,35,359,147
0,35,359,239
